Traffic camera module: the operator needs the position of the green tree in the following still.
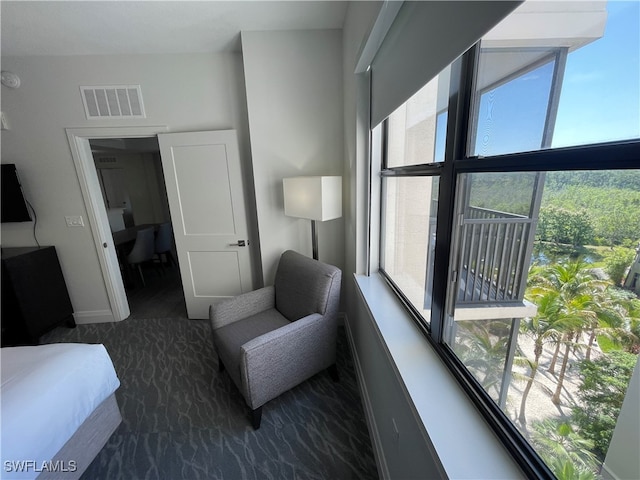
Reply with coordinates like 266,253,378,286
468,172,540,215
452,320,510,402
546,458,597,480
518,287,563,425
604,247,635,286
529,260,609,405
538,206,594,246
625,294,640,353
572,350,639,461
585,286,639,360
543,184,640,246
545,170,640,191
530,419,598,475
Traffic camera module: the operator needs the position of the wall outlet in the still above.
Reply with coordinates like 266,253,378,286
65,215,84,227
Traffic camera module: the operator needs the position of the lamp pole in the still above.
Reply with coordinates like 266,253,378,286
311,220,319,260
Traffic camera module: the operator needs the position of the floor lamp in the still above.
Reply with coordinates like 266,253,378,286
283,176,342,260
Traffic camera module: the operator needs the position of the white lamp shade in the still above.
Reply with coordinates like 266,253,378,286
283,176,342,221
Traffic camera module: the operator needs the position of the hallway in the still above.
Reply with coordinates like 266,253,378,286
126,262,186,319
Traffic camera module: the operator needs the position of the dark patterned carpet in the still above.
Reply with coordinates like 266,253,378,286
41,315,378,479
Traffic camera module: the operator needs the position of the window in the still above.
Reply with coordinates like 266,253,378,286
381,175,439,324
375,2,640,478
471,1,640,155
446,170,640,454
380,69,450,326
472,51,559,156
386,66,450,167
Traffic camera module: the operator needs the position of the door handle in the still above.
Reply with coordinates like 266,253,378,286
229,240,247,247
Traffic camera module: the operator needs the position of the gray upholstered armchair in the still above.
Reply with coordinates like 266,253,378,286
209,250,342,429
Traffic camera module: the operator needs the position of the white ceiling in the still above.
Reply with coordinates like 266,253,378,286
1,1,349,57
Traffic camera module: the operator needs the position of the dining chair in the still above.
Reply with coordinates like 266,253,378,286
126,227,155,287
154,222,176,268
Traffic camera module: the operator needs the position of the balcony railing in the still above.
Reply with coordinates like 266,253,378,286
456,206,535,305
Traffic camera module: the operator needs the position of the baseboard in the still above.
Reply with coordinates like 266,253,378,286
73,309,119,324
343,314,390,480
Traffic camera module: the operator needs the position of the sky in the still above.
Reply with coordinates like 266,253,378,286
553,0,640,148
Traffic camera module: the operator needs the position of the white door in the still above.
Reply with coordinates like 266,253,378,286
158,130,252,319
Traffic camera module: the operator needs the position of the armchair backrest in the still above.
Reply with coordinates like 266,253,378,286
155,222,173,254
274,250,341,322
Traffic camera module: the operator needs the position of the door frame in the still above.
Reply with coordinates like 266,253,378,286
66,126,168,322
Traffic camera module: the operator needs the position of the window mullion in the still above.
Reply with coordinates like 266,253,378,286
458,140,640,173
431,46,478,342
380,164,444,177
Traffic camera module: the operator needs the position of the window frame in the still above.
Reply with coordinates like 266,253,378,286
469,46,569,156
375,40,640,479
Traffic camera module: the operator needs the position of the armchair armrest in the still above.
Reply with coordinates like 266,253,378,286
239,312,337,408
209,286,276,330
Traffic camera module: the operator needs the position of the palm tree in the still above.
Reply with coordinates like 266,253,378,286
589,287,640,356
454,320,510,402
584,301,618,361
548,337,563,374
551,299,591,405
518,289,563,425
529,260,608,404
520,259,639,420
530,418,598,474
546,458,597,480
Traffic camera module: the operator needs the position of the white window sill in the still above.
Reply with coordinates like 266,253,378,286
355,273,524,479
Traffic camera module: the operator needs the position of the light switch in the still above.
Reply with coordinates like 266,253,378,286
65,215,84,227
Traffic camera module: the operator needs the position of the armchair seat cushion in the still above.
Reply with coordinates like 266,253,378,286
213,308,290,387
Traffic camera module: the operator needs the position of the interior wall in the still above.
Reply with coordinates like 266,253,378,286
340,2,448,476
342,1,382,305
241,29,345,285
0,53,256,322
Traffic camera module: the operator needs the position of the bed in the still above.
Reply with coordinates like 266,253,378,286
1,343,122,480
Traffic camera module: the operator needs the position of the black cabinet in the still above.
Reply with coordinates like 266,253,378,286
1,246,75,346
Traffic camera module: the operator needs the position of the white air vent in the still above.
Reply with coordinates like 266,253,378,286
80,85,146,119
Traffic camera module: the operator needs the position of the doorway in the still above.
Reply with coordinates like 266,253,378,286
66,126,256,322
89,136,186,319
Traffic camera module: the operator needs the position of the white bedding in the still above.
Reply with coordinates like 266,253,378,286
1,343,120,479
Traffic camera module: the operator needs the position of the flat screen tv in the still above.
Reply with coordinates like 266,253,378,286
1,164,32,223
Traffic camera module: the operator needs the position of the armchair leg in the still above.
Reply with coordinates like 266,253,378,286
218,356,225,373
328,364,339,382
251,407,263,430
